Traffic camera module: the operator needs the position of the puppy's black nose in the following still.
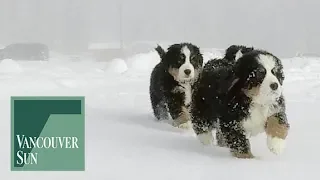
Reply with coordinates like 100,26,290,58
270,83,278,90
184,69,191,75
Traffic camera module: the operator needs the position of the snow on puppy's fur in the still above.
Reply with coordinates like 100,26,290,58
191,45,255,145
191,47,290,158
149,43,203,129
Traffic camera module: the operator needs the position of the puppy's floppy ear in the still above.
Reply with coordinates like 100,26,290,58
226,76,244,101
228,78,240,92
155,44,166,60
225,45,239,61
227,64,254,99
228,72,256,92
243,72,255,90
241,46,254,54
225,45,254,61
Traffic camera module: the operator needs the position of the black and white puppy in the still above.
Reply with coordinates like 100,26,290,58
149,43,203,128
191,47,290,158
191,45,254,148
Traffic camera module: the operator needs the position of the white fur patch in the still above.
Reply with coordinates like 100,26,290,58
242,104,269,137
235,50,243,61
267,135,286,155
178,46,195,81
242,98,282,137
197,131,213,145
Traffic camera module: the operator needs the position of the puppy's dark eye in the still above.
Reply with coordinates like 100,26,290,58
177,54,185,64
251,67,266,81
271,68,276,75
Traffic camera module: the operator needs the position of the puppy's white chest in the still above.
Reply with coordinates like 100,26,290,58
242,104,269,137
182,83,192,106
172,83,192,106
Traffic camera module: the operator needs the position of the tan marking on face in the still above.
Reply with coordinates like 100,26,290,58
168,67,179,81
169,67,200,84
243,86,260,97
265,115,289,139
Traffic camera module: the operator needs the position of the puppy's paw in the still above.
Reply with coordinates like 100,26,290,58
215,130,227,147
197,132,213,146
177,121,192,129
267,135,286,155
231,151,255,159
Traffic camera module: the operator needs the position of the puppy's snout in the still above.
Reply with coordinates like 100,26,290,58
270,82,278,90
184,69,191,75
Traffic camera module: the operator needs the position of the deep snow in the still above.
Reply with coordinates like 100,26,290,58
1,49,320,180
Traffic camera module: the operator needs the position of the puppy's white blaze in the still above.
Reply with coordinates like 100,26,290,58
182,46,191,60
235,50,243,61
178,46,195,80
197,132,213,145
254,54,282,105
267,135,286,155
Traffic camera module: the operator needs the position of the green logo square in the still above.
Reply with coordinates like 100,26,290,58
11,96,85,171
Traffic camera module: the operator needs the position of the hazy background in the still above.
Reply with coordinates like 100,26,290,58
0,0,319,57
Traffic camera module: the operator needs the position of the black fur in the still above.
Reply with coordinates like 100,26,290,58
149,43,203,126
225,45,254,62
204,45,254,71
190,45,255,133
155,44,166,60
191,48,289,156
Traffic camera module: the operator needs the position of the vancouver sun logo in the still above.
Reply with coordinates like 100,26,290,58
11,96,85,171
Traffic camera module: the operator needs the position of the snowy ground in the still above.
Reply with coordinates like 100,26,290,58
1,50,320,179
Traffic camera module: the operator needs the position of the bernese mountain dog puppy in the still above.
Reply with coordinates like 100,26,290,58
149,43,203,128
191,46,290,158
191,45,254,147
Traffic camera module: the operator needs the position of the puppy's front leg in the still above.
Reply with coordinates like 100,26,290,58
167,92,191,129
192,120,213,145
265,95,290,155
221,120,254,159
216,126,227,147
265,113,289,155
173,106,192,129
